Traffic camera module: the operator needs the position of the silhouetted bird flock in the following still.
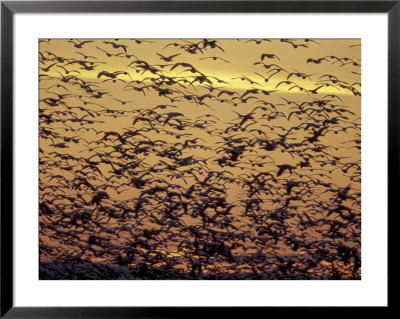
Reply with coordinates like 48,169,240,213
39,39,361,280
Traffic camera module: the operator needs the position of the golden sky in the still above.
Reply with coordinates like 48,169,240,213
39,39,361,279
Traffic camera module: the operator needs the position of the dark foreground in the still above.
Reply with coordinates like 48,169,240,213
39,261,360,280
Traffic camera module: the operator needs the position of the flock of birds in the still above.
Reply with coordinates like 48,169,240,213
39,39,361,280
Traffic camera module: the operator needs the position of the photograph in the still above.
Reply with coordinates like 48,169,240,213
38,38,362,280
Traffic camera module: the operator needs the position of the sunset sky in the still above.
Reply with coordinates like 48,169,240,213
39,39,361,279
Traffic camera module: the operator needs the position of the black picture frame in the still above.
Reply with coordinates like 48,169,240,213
0,0,395,317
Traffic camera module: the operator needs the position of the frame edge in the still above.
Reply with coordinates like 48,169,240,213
388,0,399,311
1,1,14,318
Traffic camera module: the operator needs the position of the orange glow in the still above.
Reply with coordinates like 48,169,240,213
39,39,361,280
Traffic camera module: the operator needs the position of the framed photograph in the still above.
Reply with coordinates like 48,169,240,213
1,0,394,317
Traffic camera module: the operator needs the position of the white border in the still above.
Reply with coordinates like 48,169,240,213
14,13,388,307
